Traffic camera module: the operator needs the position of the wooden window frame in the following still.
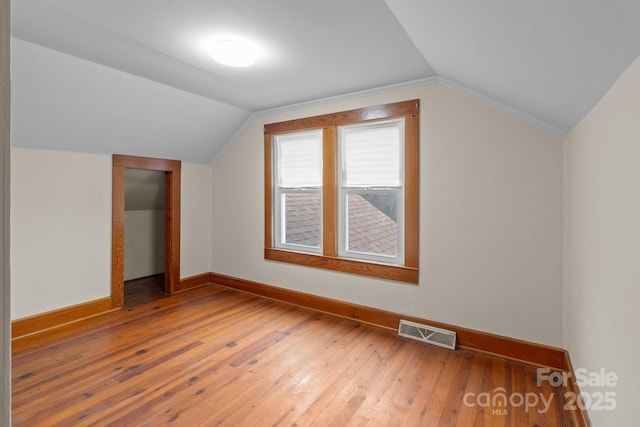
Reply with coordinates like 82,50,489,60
264,99,419,284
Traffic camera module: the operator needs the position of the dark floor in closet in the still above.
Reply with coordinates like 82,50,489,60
124,274,166,307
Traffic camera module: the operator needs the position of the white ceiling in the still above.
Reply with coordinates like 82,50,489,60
11,0,640,161
12,0,432,110
386,0,640,133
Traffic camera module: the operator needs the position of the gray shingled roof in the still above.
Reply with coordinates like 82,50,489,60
285,193,397,256
284,193,321,248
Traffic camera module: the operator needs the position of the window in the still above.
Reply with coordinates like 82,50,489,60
273,129,323,253
339,119,404,264
264,99,419,283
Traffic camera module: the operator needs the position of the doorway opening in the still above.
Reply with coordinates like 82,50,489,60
123,168,166,306
111,155,181,309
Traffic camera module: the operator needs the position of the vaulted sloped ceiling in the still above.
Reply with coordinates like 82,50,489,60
12,0,433,111
11,0,640,163
385,0,640,133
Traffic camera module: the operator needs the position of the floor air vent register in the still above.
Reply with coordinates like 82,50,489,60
398,319,456,350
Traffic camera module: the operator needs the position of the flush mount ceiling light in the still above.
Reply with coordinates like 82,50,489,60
210,39,261,67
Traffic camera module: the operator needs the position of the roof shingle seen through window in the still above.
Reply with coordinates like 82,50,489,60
346,194,397,256
284,193,397,256
284,193,321,247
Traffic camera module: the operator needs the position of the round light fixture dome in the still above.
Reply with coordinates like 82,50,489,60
210,39,260,67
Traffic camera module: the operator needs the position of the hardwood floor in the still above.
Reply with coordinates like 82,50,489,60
12,285,584,426
124,274,166,307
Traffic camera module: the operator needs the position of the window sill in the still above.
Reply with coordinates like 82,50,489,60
264,248,418,284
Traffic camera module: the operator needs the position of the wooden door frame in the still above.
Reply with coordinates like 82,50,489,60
111,154,181,309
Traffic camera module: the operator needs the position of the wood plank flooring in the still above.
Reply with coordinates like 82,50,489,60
12,285,584,426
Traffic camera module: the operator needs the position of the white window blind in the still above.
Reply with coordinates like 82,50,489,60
341,122,402,187
276,130,323,188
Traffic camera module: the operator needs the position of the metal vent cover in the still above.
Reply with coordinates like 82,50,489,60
398,319,456,350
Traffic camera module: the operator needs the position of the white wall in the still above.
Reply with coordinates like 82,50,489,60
565,55,640,426
181,162,212,278
124,209,164,280
1,0,11,421
11,148,212,319
11,148,112,319
211,82,564,346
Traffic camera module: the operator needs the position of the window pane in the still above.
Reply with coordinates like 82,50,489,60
276,130,323,187
346,192,398,257
283,192,321,248
341,121,402,187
